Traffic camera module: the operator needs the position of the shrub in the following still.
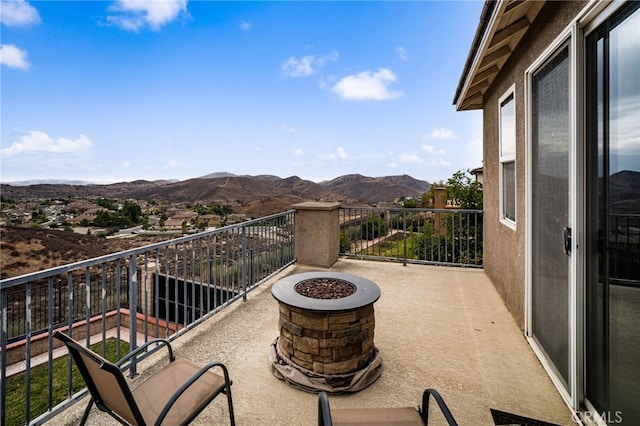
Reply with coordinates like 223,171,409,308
340,230,351,253
361,216,388,240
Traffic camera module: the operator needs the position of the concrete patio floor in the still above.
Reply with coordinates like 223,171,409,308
50,259,575,425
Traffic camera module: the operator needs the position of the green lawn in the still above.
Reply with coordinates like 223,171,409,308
4,338,129,426
358,232,421,259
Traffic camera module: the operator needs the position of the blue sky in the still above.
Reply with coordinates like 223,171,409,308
1,0,483,184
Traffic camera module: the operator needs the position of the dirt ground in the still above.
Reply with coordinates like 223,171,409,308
0,226,170,279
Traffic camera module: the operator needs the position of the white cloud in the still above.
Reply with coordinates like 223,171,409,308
429,157,451,167
282,56,313,77
326,147,348,160
0,0,40,26
240,20,251,31
468,137,482,150
421,144,450,167
318,75,337,90
282,124,296,133
397,153,422,164
164,158,184,169
107,0,188,32
0,44,30,70
421,144,445,156
120,161,131,169
317,51,339,65
292,148,304,157
396,46,408,60
281,50,339,77
1,131,93,156
331,68,403,101
466,137,483,166
424,128,456,140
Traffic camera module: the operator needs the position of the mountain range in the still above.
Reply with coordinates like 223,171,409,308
1,173,432,205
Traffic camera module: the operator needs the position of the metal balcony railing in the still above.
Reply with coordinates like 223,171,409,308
608,213,640,287
339,206,483,268
0,210,295,425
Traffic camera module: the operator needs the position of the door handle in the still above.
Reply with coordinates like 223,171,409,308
563,227,572,255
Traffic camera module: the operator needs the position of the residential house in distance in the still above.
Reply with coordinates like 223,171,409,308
164,210,199,231
197,213,222,229
455,0,639,423
163,217,188,231
226,213,248,225
64,199,93,215
69,207,101,226
470,166,484,185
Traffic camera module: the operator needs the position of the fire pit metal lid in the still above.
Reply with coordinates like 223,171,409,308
271,272,381,312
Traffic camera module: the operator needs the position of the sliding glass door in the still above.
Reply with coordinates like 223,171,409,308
586,3,640,422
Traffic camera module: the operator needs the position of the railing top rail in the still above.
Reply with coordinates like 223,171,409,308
340,206,483,214
241,209,296,224
610,213,640,219
0,210,295,290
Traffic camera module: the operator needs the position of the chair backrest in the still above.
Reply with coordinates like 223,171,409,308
54,332,145,425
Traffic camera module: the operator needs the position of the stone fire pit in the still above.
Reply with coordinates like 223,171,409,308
269,272,382,393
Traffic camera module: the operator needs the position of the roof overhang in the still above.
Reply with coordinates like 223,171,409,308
453,0,545,111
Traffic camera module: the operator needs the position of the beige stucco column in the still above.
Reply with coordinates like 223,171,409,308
141,261,157,318
293,202,341,268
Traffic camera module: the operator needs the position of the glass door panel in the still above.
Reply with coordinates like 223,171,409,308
586,3,640,422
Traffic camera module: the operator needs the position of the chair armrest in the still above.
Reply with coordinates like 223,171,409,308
116,338,174,369
155,361,232,426
420,388,458,426
318,392,333,426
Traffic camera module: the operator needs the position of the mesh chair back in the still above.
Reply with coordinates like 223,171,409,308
55,332,144,425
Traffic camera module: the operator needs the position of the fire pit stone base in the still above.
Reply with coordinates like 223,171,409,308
278,303,375,375
270,271,382,393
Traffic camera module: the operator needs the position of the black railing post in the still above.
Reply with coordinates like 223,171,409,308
116,259,122,361
128,254,138,378
1,288,7,426
101,265,107,357
24,282,32,424
85,267,91,348
403,209,407,266
47,277,54,411
242,226,247,302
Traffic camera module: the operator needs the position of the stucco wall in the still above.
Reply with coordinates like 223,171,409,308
293,202,341,267
481,1,585,329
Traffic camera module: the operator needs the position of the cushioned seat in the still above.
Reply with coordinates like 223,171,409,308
331,407,425,425
133,359,227,425
318,389,458,426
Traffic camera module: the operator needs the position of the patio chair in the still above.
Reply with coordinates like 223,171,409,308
53,331,235,426
318,388,457,426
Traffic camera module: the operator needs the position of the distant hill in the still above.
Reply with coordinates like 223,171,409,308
608,170,640,214
0,173,432,204
198,171,238,179
319,174,430,202
5,179,102,186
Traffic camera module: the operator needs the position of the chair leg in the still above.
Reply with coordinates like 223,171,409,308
224,383,235,426
318,392,332,426
79,398,94,426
